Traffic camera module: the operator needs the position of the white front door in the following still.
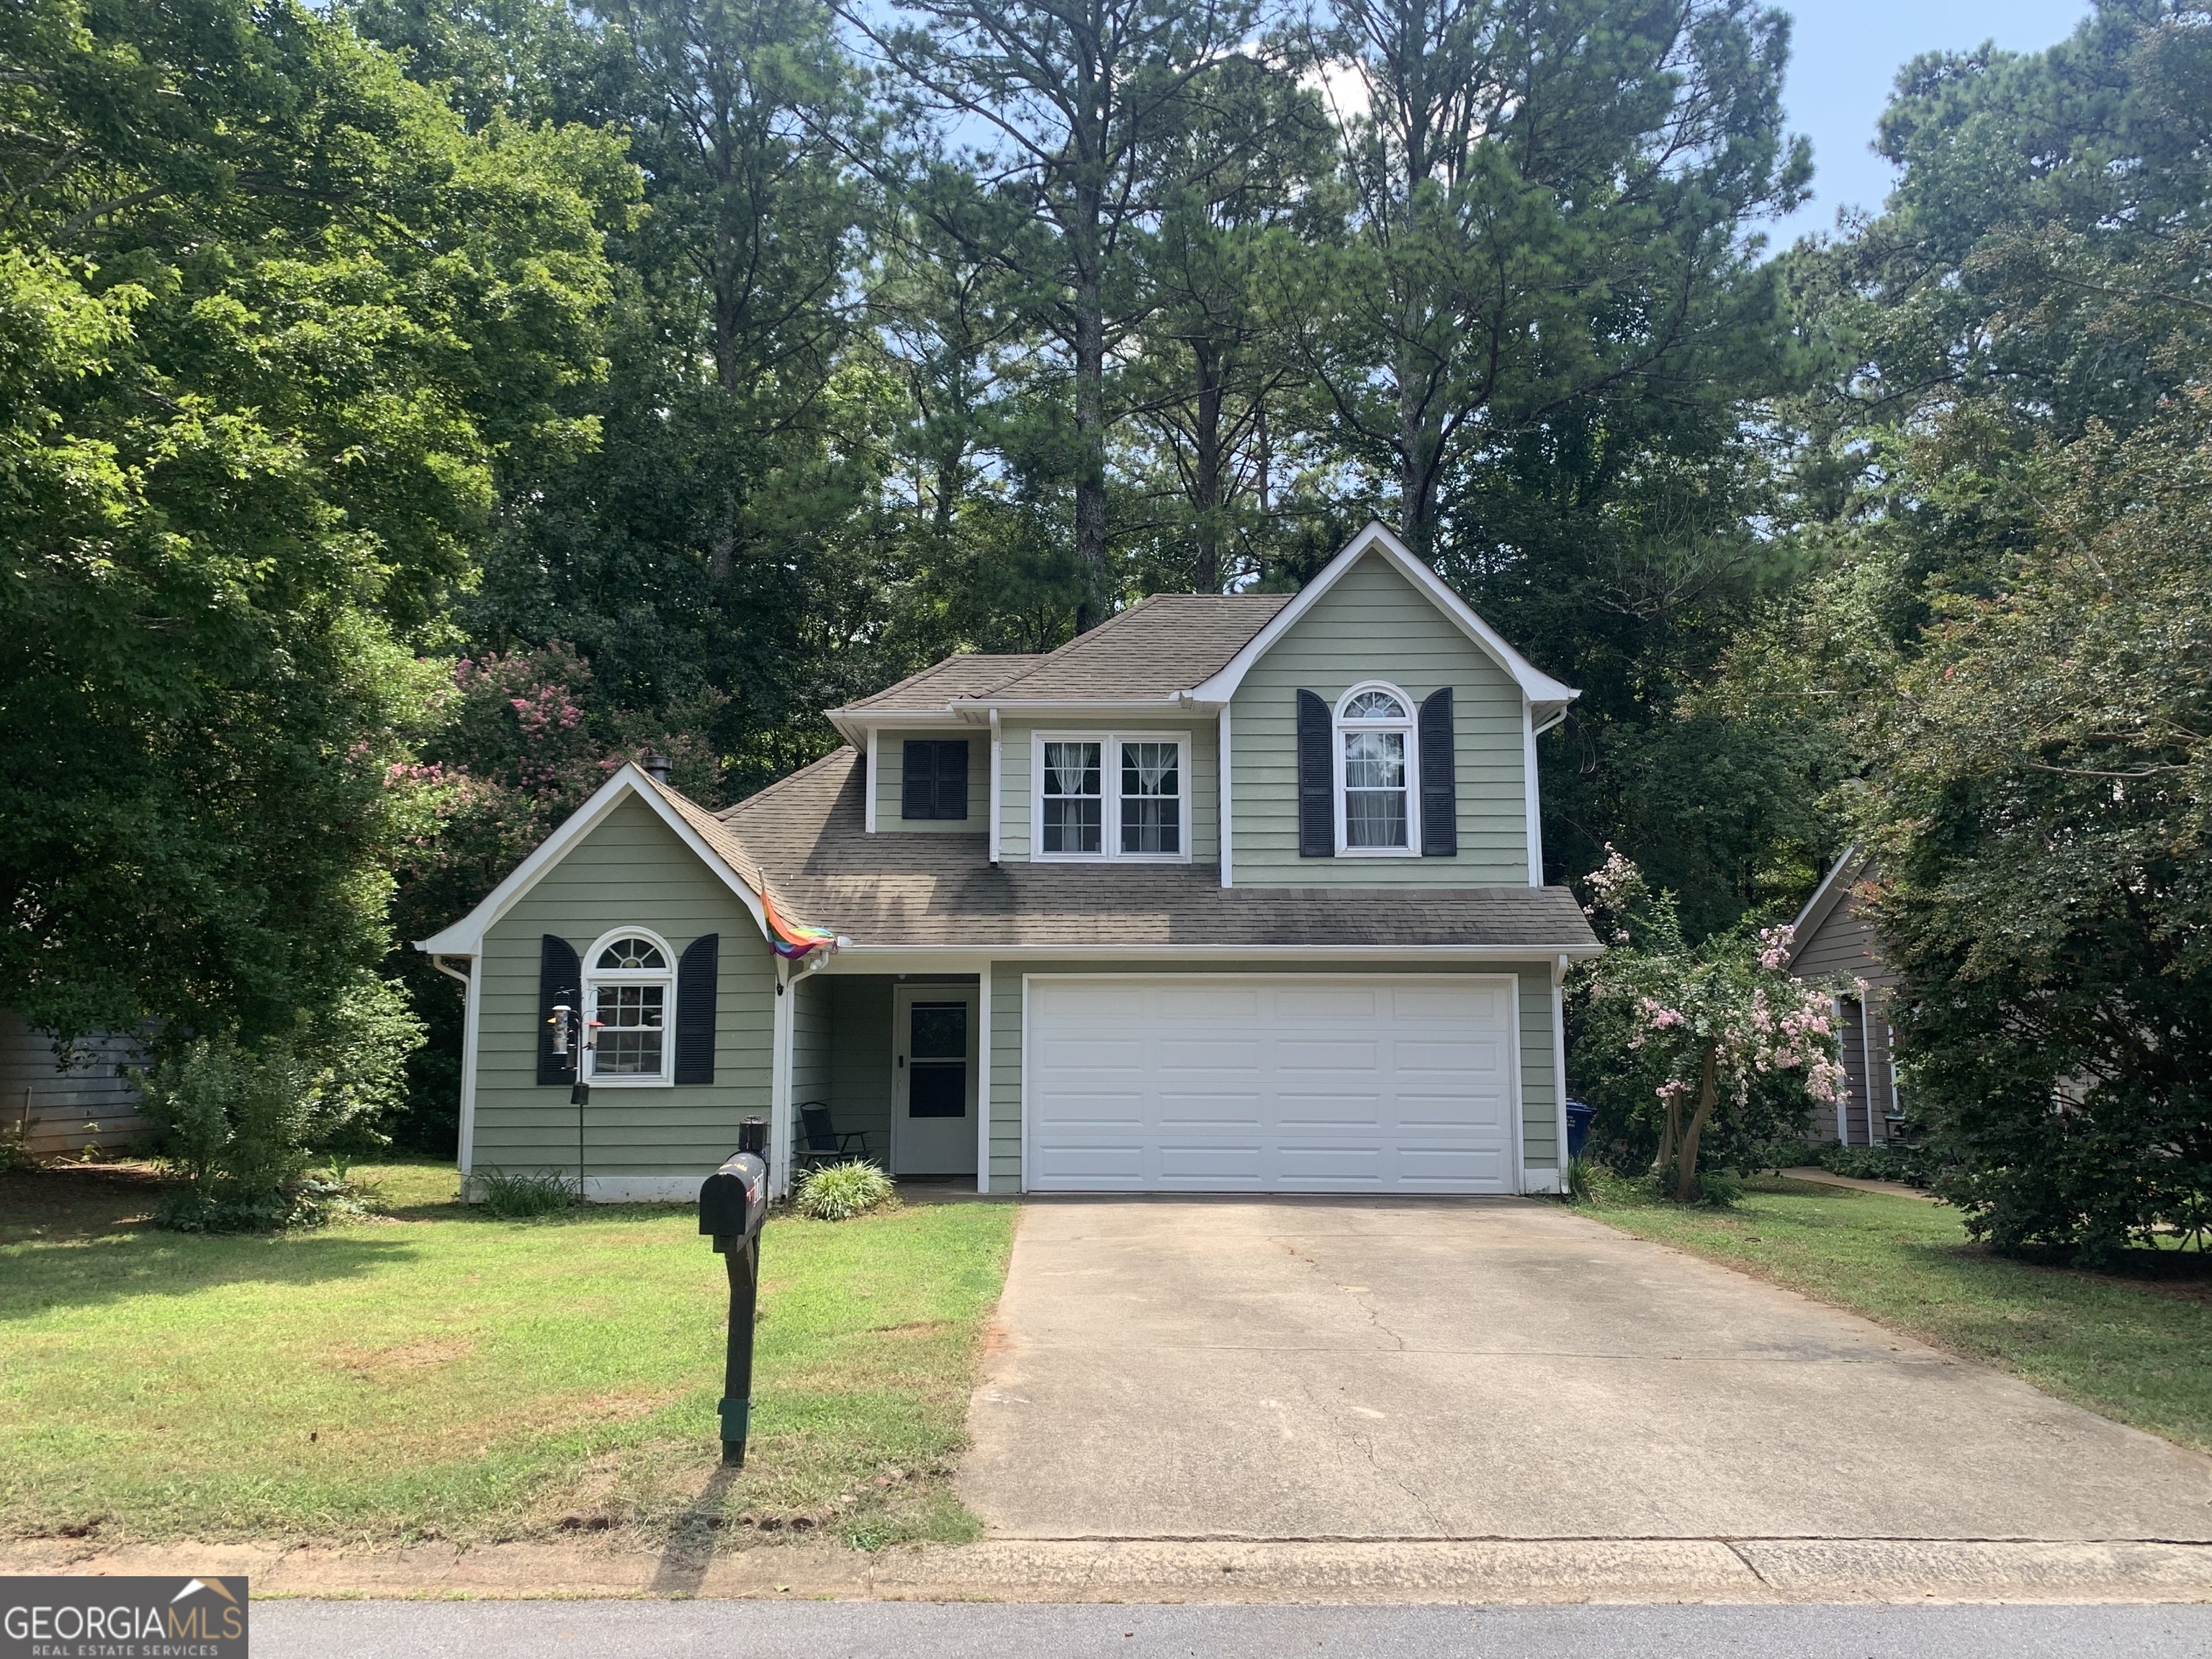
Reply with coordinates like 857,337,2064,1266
891,986,981,1177
1025,974,1518,1193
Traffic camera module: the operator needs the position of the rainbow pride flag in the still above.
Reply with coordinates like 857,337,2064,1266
763,889,837,961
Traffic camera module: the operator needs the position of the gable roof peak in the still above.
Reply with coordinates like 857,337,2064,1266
1184,521,1579,721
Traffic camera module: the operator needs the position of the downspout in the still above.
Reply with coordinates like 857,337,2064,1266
1218,703,1233,889
988,708,1002,864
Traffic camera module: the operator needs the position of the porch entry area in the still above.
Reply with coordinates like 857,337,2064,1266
788,974,979,1179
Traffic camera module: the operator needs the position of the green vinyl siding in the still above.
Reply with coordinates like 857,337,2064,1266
876,730,988,830
827,976,894,1151
1229,552,1529,886
984,959,1560,1194
996,719,1218,866
472,792,774,1179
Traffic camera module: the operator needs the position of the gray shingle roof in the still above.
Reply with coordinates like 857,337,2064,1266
974,593,1290,701
842,652,1046,711
711,747,1599,951
830,593,1290,716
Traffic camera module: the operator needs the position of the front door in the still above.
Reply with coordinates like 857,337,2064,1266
891,986,980,1177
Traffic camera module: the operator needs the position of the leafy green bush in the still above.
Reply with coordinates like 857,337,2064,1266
794,1161,895,1221
135,976,423,1232
1565,1155,1596,1201
473,1167,580,1218
1815,1142,1935,1187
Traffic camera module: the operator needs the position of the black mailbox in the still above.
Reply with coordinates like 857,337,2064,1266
698,1154,768,1242
701,1118,770,1467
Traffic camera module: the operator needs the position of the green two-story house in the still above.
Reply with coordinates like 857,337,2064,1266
417,523,1601,1198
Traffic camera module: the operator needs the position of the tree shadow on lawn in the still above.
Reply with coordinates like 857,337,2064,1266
1,1168,423,1320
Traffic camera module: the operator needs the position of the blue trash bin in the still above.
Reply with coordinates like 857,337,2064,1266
1565,1100,1594,1158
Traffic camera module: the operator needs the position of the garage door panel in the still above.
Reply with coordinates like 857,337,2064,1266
1028,976,1518,1194
1157,1039,1264,1069
1156,1092,1262,1128
1272,986,1376,1020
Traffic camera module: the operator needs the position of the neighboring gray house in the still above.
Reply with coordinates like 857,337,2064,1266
1786,848,1902,1146
417,523,1604,1199
1,1011,145,1159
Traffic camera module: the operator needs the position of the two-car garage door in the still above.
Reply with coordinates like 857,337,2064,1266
1025,976,1518,1193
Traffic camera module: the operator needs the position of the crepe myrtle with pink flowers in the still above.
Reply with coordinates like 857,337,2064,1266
1573,848,1847,1202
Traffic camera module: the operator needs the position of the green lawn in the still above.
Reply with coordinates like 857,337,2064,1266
1576,1174,2212,1456
0,1159,1015,1550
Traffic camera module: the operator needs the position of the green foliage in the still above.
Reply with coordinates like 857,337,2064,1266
135,976,423,1231
793,1160,896,1221
473,1166,583,1218
0,0,625,1050
1709,3,2212,1263
1815,1142,1935,1188
1572,850,1843,1201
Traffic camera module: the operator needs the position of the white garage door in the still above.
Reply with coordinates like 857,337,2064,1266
1026,976,1518,1193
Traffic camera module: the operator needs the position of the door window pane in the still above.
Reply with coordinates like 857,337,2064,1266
1042,741,1102,853
909,1002,967,1060
908,1062,967,1118
1119,742,1181,854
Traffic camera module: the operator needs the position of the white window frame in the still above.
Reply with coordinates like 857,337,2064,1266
1333,680,1421,858
1030,731,1193,863
582,926,676,1087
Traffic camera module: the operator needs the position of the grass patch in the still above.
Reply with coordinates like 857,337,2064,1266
0,1157,1015,1552
1574,1172,2212,1456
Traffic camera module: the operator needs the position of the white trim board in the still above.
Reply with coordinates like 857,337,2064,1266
1787,846,1866,968
464,1174,714,1205
1184,522,1579,718
825,943,1604,967
413,765,768,956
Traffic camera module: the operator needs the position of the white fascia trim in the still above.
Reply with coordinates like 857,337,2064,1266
414,767,768,956
1218,703,1233,889
951,698,1202,719
1182,522,1581,710
1787,845,1863,966
828,943,1606,963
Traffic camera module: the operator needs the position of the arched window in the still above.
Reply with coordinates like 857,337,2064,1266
1334,683,1419,855
583,930,674,1084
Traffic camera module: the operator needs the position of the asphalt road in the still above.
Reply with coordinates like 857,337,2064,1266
256,1599,2212,1659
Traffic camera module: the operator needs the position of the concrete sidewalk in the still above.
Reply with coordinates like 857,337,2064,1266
958,1197,2212,1543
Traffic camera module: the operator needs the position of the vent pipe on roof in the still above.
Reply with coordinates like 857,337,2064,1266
642,750,672,786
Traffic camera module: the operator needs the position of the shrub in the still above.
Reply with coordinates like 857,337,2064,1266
474,1167,581,1218
794,1161,894,1221
135,975,423,1232
1565,1155,1596,1201
1815,1141,1935,1187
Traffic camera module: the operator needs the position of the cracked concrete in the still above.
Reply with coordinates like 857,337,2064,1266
956,1196,2212,1543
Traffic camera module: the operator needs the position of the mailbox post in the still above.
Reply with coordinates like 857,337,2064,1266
698,1118,770,1467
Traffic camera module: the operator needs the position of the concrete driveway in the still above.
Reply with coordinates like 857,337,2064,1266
958,1197,2212,1542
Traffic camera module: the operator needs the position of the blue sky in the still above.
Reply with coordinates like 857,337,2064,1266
1768,0,2092,246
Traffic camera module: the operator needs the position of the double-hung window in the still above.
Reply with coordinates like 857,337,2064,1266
1335,684,1418,855
1035,733,1187,860
583,930,674,1084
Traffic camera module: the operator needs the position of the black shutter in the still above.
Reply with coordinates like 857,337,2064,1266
675,933,719,1084
1419,688,1457,857
900,740,971,820
1297,690,1334,858
902,741,932,819
937,738,969,819
536,935,581,1085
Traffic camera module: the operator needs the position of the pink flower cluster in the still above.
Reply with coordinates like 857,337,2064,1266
1756,924,1795,972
